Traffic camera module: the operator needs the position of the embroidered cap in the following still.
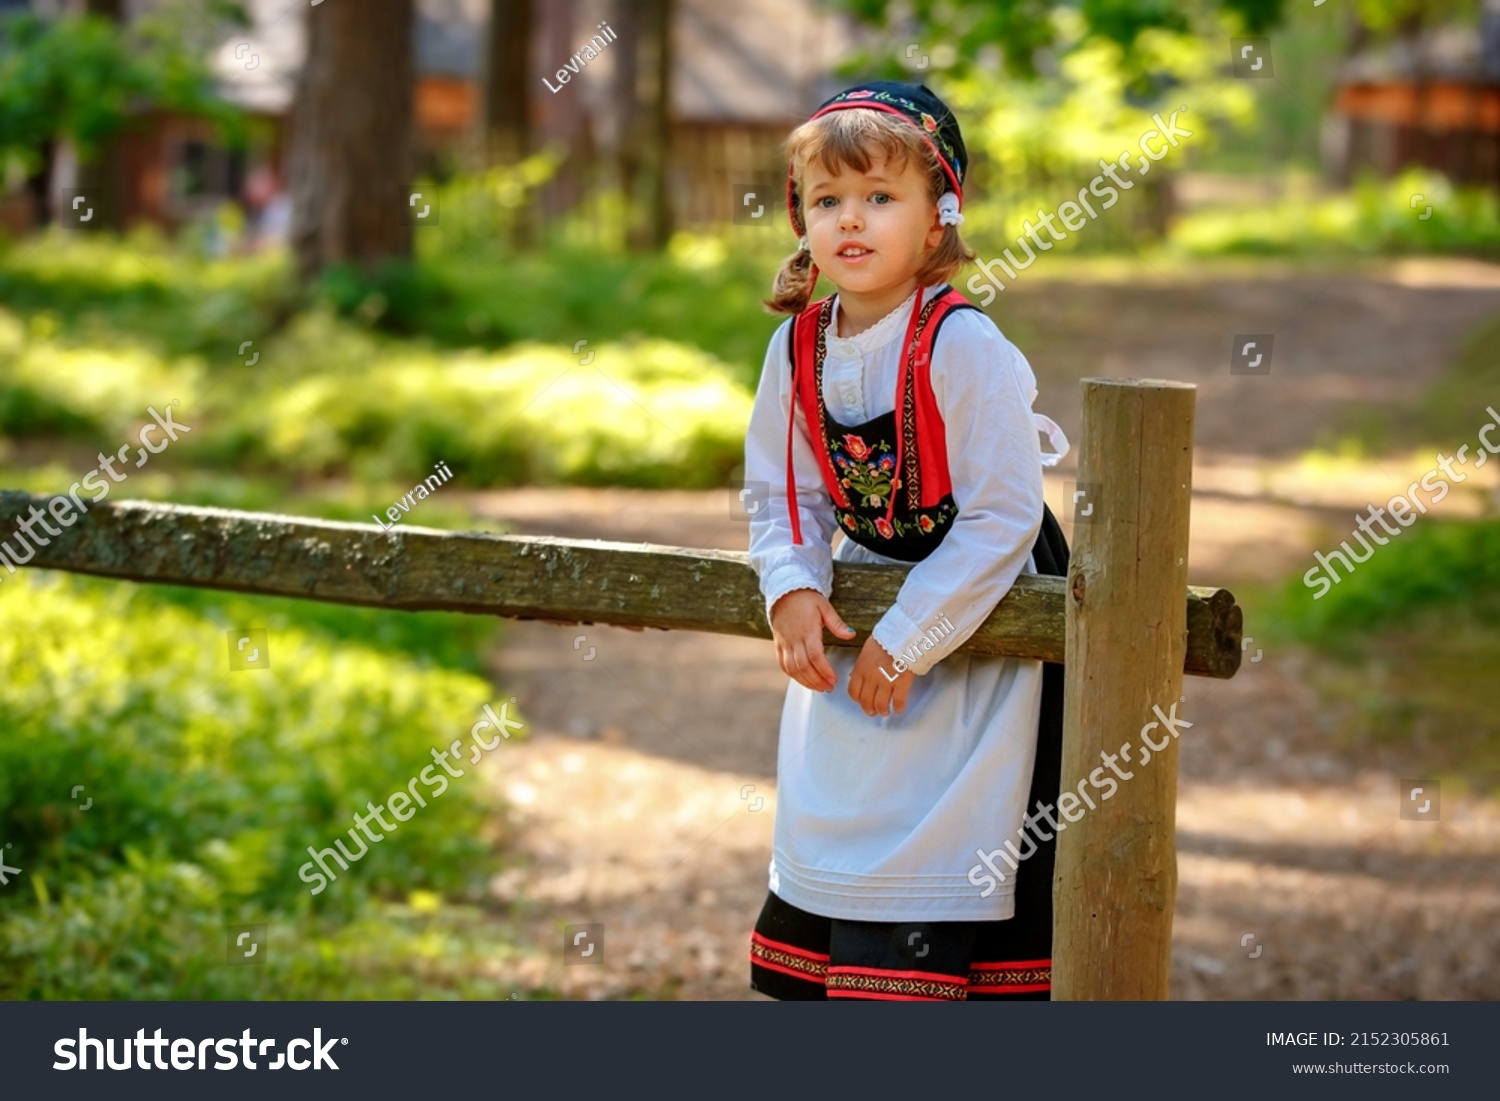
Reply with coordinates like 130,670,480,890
786,81,968,245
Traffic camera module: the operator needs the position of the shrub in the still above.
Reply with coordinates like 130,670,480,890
0,572,520,998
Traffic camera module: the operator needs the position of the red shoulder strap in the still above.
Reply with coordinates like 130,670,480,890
785,297,849,546
904,286,977,510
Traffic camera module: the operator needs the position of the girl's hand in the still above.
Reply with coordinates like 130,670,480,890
769,589,857,692
849,636,913,718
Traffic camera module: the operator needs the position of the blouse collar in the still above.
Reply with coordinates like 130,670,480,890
826,287,922,358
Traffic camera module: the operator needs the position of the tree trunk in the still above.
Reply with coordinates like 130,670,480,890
627,0,673,250
80,0,126,231
486,0,531,162
614,0,642,246
485,0,535,247
286,0,415,283
24,138,55,228
647,0,673,249
1398,15,1430,177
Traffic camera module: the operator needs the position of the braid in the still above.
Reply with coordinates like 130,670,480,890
763,245,819,314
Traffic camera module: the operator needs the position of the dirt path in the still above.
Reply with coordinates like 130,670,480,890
468,262,1500,1000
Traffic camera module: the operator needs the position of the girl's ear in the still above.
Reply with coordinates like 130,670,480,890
925,207,946,249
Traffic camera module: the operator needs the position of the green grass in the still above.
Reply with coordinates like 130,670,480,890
0,226,762,490
1252,515,1500,794
0,570,524,998
1168,169,1500,260
1266,517,1500,650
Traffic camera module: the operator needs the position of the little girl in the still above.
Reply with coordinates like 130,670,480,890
743,81,1072,1001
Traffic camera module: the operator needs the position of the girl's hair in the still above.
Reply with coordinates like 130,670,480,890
764,107,976,314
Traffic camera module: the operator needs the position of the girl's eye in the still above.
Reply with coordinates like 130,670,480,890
871,193,891,204
816,196,837,209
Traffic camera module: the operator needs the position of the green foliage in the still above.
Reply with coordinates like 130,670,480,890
835,0,1290,83
1348,0,1479,36
0,572,520,998
1253,512,1500,793
1170,170,1500,258
135,584,502,678
0,7,246,172
1415,311,1500,445
0,228,760,489
0,225,292,361
938,11,1255,251
365,167,787,376
1267,517,1500,646
209,312,752,487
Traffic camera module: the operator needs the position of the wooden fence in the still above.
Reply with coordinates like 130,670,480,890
0,377,1241,1000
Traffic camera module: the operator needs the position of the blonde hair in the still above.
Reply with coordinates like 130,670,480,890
764,107,976,314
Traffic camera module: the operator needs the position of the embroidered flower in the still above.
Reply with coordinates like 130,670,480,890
874,517,895,539
920,112,938,133
879,456,894,471
842,434,871,460
841,514,857,531
846,89,875,100
918,515,935,533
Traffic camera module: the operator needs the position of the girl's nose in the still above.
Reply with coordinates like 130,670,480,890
839,203,863,230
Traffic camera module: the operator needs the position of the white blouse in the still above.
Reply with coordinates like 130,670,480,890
744,282,1066,921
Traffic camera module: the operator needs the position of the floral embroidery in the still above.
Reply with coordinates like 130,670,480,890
920,112,937,133
831,434,897,508
838,497,956,545
824,425,957,545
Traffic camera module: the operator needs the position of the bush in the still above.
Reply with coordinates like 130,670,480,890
1169,170,1500,259
1265,516,1500,648
0,572,521,998
1253,516,1500,793
191,311,755,487
0,237,759,489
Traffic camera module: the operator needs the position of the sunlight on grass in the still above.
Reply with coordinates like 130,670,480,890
1170,170,1500,258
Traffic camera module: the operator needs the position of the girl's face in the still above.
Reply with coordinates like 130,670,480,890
800,148,944,301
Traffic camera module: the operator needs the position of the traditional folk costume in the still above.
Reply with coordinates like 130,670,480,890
744,83,1072,1001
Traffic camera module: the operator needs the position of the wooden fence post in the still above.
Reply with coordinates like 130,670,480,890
1054,378,1197,1001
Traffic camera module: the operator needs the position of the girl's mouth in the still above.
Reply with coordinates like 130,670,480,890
836,246,873,265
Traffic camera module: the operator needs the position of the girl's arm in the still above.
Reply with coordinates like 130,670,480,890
868,310,1046,675
744,318,842,624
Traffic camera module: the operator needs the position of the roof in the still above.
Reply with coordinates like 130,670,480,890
205,0,858,121
1341,19,1500,84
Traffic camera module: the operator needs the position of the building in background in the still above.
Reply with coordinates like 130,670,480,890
0,0,867,236
1325,12,1500,190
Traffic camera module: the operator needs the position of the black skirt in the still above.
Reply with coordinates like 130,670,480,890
749,503,1070,1001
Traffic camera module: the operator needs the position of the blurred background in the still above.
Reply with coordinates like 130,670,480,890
1,0,1498,1001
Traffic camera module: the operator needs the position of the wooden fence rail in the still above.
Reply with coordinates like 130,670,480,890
0,376,1244,1001
0,492,1243,679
